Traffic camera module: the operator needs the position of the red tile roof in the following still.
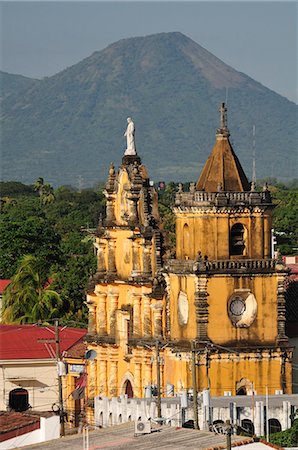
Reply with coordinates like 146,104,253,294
0,411,40,442
0,280,11,295
64,339,87,359
0,324,87,360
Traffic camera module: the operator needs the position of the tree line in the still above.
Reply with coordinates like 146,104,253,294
0,178,297,325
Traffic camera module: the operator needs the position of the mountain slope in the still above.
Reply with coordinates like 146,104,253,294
1,32,297,186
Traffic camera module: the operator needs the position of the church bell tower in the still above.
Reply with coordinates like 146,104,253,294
164,103,292,396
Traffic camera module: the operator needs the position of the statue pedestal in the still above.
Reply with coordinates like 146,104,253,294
122,154,141,165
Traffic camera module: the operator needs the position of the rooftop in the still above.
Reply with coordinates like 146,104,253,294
18,421,254,450
0,324,87,360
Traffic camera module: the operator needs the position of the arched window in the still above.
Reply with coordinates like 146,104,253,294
124,380,134,398
268,418,281,434
236,387,247,395
9,388,29,412
230,223,246,256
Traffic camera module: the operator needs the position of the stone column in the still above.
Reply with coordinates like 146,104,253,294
88,360,97,398
142,243,152,276
132,293,142,337
105,197,115,225
152,303,163,338
131,239,141,277
143,295,152,337
95,241,106,273
96,292,107,335
134,362,142,398
194,275,209,341
98,359,107,396
128,198,138,225
109,361,118,397
109,292,119,335
107,239,116,274
144,359,152,388
87,301,96,335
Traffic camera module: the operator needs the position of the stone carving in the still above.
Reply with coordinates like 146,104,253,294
124,117,136,155
228,290,257,328
177,291,189,326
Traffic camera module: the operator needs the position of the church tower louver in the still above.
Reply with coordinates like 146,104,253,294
84,107,292,419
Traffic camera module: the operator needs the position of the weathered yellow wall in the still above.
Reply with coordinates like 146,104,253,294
169,273,279,345
196,352,292,396
168,274,197,340
175,211,272,260
206,275,278,344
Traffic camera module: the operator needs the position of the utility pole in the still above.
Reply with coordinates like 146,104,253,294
155,340,162,421
55,320,65,437
191,340,199,430
226,419,232,450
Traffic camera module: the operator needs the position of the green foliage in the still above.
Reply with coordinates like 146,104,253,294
0,183,104,324
0,197,61,278
158,183,177,256
269,419,298,447
0,181,35,197
271,185,298,255
2,255,61,324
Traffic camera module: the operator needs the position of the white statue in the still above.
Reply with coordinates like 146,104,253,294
124,117,136,155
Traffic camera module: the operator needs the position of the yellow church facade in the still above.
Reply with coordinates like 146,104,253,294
81,105,292,413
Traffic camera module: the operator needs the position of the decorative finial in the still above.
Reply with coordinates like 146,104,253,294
217,102,229,137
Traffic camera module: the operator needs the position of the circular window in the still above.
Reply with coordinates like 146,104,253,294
228,291,257,328
229,297,246,316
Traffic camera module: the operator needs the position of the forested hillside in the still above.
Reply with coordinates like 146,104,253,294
1,32,297,186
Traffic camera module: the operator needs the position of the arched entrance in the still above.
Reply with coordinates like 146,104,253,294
9,388,29,412
124,380,134,398
268,418,282,434
241,419,255,436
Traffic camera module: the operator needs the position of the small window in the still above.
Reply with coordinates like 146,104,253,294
9,388,29,412
230,223,246,256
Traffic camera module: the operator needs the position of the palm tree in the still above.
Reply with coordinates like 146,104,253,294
41,183,55,205
34,177,44,198
34,178,55,205
2,255,61,324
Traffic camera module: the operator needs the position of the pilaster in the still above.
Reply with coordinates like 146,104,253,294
87,298,96,335
131,238,141,277
107,238,117,274
94,241,106,273
132,293,142,337
95,291,107,335
98,359,107,396
194,275,209,341
109,360,118,397
143,294,152,337
109,291,119,335
152,302,163,339
276,272,288,344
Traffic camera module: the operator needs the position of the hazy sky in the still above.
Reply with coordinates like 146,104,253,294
1,1,297,103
